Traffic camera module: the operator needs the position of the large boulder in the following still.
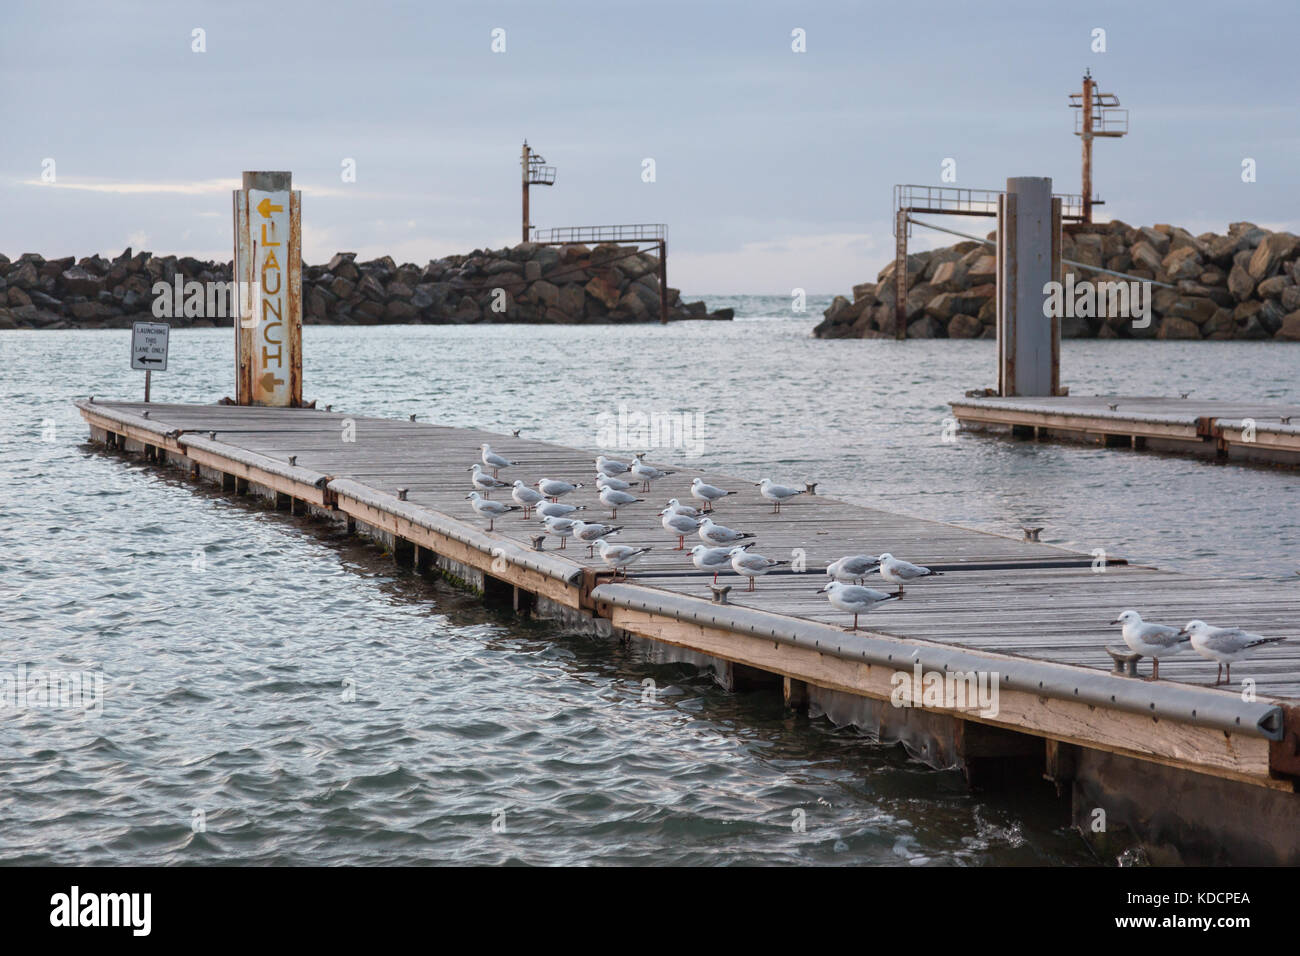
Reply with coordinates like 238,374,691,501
1248,233,1298,280
1157,316,1201,339
946,313,981,338
1227,262,1256,300
1276,311,1300,340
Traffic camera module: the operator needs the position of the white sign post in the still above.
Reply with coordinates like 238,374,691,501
131,320,169,402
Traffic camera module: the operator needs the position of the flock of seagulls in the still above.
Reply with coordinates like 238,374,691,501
1111,610,1284,684
464,441,1284,683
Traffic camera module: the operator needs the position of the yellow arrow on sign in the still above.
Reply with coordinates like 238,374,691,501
260,371,285,390
256,197,284,218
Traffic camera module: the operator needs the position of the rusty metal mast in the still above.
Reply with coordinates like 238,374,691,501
1069,69,1127,224
521,141,555,242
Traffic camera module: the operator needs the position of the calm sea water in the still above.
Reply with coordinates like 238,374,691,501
2,295,1297,865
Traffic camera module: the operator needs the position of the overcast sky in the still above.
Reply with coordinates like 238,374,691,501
3,0,1297,294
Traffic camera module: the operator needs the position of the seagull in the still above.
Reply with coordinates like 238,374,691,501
597,538,652,578
535,477,583,501
631,455,674,491
599,486,643,518
535,500,585,520
468,463,509,495
698,516,755,547
540,514,578,549
664,498,702,517
1109,609,1190,680
688,543,748,584
596,455,631,478
690,478,734,512
730,548,786,591
826,555,881,585
1179,620,1286,685
571,519,623,556
877,553,942,597
481,443,515,477
596,473,633,493
820,581,899,631
756,478,806,513
660,508,703,550
510,480,545,517
465,491,519,531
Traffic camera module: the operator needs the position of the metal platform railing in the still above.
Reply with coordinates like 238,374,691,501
893,184,1090,232
531,223,667,244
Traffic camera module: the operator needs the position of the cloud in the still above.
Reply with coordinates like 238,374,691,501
18,177,241,195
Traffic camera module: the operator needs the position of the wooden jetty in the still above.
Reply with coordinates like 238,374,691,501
76,398,1300,864
951,394,1300,466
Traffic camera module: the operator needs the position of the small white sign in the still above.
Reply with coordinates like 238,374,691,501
132,321,169,371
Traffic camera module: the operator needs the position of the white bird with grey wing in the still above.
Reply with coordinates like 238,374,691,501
465,491,520,531
534,500,585,520
876,553,942,596
826,554,881,585
697,516,755,547
690,478,734,512
730,548,786,591
599,486,643,518
540,514,578,549
468,463,510,495
1109,609,1189,681
480,443,515,477
595,455,631,478
570,519,623,556
1180,620,1285,685
510,480,545,517
688,543,748,584
630,454,674,491
597,538,652,577
660,508,702,550
756,478,805,513
820,581,898,631
535,477,583,501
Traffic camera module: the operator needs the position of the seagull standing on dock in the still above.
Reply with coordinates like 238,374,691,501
481,443,515,478
596,473,633,493
756,478,806,513
571,519,623,556
730,548,785,591
465,491,519,531
826,555,881,585
1109,610,1189,681
541,514,578,549
536,477,583,501
820,581,898,631
876,553,942,597
660,508,703,550
689,544,748,584
690,478,734,512
697,516,755,548
631,454,674,491
596,455,631,478
535,500,585,519
664,498,702,517
599,485,643,518
469,463,510,496
511,480,545,518
597,538,652,578
1179,620,1286,686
